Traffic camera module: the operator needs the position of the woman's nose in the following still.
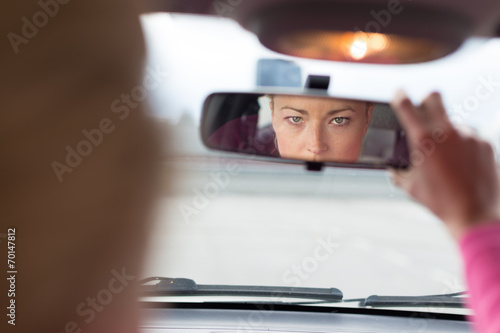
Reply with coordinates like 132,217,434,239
306,125,328,154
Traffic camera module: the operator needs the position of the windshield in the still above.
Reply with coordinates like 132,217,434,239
138,13,500,315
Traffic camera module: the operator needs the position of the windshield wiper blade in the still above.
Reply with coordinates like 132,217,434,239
139,277,343,302
356,291,467,308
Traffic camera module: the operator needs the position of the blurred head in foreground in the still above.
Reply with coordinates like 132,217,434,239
1,1,159,332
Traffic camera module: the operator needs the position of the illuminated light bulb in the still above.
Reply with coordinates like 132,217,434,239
349,33,368,60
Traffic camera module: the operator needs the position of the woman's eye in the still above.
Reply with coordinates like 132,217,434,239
332,117,348,125
288,116,302,124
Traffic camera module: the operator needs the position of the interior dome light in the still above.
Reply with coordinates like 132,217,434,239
277,30,447,64
242,1,472,64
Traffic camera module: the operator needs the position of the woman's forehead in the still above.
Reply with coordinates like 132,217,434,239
273,95,366,108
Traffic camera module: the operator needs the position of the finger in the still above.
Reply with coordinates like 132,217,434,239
391,90,428,144
419,92,452,131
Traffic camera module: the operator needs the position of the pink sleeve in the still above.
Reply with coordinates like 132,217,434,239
459,222,500,333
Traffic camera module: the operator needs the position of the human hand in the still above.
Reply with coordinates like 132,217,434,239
390,91,500,239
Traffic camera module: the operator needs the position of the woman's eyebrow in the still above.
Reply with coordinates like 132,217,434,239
280,106,308,114
280,106,356,115
326,107,356,116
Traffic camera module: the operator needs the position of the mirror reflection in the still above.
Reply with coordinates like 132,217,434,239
202,93,408,166
269,95,372,162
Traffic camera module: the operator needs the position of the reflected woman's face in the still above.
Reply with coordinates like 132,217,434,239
270,95,373,162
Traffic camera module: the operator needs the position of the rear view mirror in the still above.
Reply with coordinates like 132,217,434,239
201,92,409,169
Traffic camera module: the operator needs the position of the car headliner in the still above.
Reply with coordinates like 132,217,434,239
141,0,500,37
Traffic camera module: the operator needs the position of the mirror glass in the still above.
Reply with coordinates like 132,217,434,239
201,93,408,168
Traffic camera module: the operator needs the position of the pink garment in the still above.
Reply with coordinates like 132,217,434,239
460,222,500,333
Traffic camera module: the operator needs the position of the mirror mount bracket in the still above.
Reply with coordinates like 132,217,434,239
306,161,324,172
305,75,330,90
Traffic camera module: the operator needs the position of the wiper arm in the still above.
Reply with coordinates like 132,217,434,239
349,291,467,308
139,277,343,302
